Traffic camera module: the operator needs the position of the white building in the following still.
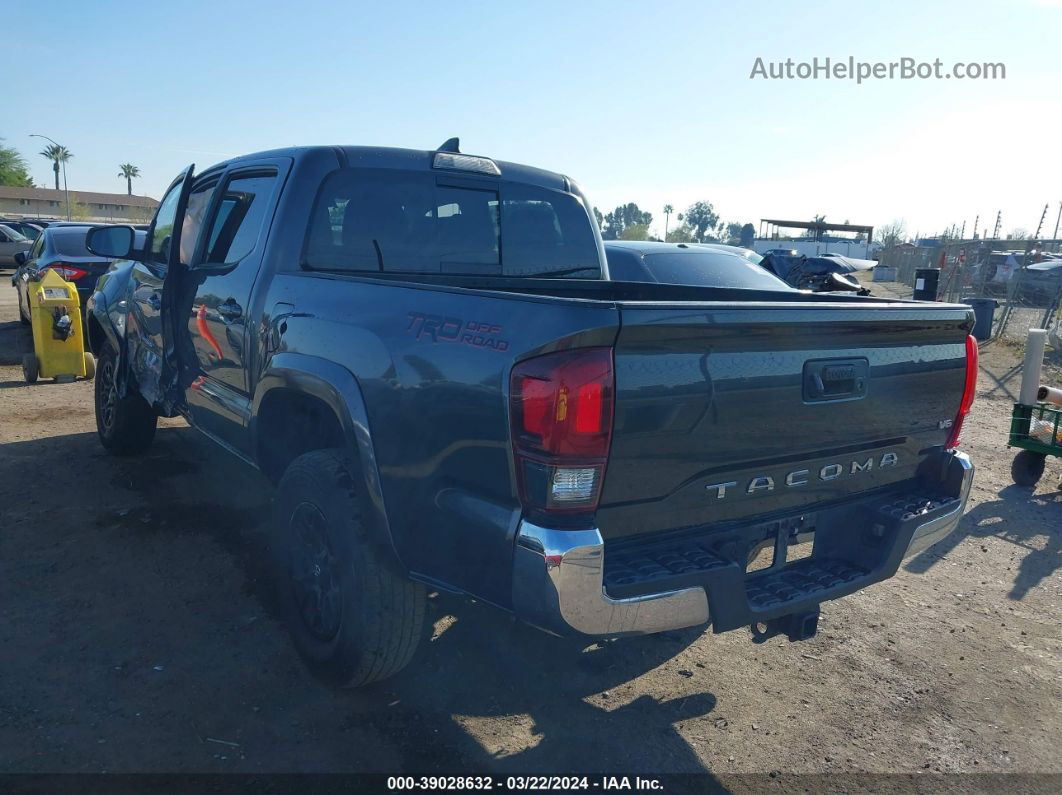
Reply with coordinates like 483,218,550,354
0,186,159,224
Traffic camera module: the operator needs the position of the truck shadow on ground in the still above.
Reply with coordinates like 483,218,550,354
1,426,722,777
373,599,720,774
905,484,1061,600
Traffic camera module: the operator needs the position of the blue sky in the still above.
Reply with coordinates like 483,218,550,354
4,0,1060,239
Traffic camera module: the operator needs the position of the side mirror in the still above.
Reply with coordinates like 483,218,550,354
86,225,135,259
14,251,27,266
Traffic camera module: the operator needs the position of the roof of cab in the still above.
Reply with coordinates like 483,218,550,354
199,145,570,192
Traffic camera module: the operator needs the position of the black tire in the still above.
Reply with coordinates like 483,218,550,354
22,354,38,383
274,449,426,687
94,341,157,455
1011,450,1046,488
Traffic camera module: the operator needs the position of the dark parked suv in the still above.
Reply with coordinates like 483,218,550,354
83,141,976,686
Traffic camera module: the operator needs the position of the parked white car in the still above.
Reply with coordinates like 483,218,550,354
0,224,32,266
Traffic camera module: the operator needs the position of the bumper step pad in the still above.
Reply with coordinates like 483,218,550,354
877,492,957,523
745,558,867,609
604,541,728,594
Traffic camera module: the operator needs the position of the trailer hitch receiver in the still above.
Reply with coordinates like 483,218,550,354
750,607,820,643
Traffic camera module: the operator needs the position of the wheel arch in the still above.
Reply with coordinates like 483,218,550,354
251,353,403,571
86,294,122,356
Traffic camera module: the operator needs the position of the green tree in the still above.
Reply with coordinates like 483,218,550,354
663,204,674,241
683,200,719,242
619,222,651,241
602,203,653,240
702,221,728,243
68,198,91,221
665,224,694,243
593,206,604,230
740,223,755,248
0,139,34,187
39,143,72,191
118,163,141,195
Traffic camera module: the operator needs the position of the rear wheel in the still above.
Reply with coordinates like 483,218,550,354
274,449,426,687
1011,450,1046,487
94,341,157,455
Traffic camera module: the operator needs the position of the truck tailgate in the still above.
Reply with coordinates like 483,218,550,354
597,301,973,540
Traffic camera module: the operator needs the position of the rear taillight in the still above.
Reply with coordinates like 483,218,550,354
510,348,614,515
46,264,89,281
945,335,978,450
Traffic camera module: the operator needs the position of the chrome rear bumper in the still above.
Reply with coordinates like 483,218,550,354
513,524,710,637
903,450,974,557
512,451,974,638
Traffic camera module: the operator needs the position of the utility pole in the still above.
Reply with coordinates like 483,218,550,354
1034,203,1048,239
959,220,966,240
992,211,1002,240
972,215,979,240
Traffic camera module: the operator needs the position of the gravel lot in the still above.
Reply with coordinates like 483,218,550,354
1,272,1059,785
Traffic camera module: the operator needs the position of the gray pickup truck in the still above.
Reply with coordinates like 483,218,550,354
84,141,977,687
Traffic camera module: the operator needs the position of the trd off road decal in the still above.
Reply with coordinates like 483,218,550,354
406,312,510,352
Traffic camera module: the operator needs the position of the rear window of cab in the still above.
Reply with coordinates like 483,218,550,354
301,168,601,278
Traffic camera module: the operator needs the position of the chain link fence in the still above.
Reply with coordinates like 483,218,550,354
874,238,1062,343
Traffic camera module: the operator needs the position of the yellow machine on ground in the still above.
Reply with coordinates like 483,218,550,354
22,269,95,384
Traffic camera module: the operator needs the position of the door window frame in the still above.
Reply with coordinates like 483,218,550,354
178,174,223,267
145,165,195,267
190,167,280,271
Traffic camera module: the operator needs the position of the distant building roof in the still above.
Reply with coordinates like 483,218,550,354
0,185,159,207
760,218,874,236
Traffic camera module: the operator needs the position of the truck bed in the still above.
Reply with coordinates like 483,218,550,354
287,269,972,550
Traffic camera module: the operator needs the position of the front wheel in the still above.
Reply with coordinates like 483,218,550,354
274,449,426,687
1011,450,1046,487
94,341,157,455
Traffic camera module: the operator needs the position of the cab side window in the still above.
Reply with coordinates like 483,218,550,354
199,172,277,266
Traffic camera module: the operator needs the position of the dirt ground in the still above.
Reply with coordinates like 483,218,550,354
1,272,1060,784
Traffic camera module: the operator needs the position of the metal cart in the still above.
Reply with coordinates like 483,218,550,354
1008,402,1062,487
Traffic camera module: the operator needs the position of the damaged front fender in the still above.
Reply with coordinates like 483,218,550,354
86,262,140,400
87,263,136,356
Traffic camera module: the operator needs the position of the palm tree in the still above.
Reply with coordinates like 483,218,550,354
663,204,674,241
118,163,141,195
40,144,72,191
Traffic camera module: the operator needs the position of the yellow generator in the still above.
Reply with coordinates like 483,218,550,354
22,269,95,383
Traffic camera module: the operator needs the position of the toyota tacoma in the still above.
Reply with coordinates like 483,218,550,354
83,141,977,686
